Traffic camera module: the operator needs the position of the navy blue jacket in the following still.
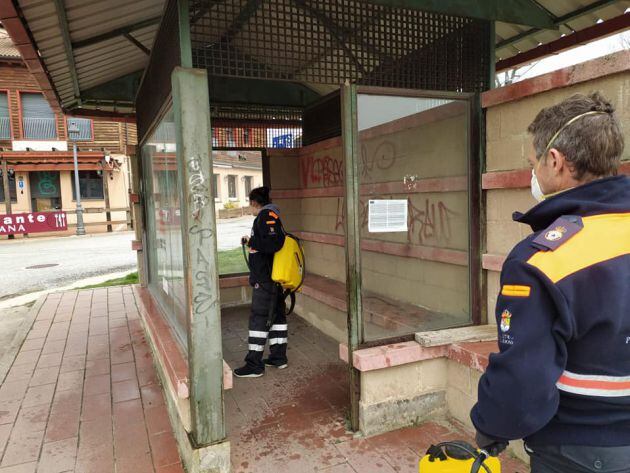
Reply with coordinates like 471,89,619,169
248,204,285,286
471,175,630,447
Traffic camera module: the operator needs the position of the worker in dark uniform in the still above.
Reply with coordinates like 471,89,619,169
234,186,288,378
471,92,630,472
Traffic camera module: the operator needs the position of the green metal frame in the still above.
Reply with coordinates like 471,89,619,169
173,67,226,447
360,0,556,29
341,83,362,431
52,0,81,107
495,0,618,52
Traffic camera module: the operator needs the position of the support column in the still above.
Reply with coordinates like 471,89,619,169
2,159,14,239
341,83,362,431
103,168,112,232
128,145,147,287
172,66,225,447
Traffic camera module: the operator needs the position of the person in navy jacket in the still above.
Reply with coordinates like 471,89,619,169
471,92,630,472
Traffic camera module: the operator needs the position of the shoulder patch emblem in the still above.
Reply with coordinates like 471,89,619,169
500,310,512,333
268,211,279,219
532,215,583,251
266,220,276,225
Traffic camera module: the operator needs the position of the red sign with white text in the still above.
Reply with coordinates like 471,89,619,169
0,211,68,235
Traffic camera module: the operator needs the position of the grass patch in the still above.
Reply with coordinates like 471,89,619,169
77,248,249,290
218,247,249,275
78,272,139,290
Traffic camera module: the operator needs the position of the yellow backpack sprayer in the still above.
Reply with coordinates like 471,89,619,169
419,441,501,473
242,226,305,327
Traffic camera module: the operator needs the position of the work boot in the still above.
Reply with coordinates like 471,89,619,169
234,365,264,378
263,358,288,370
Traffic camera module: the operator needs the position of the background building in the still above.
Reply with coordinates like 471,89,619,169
0,27,136,237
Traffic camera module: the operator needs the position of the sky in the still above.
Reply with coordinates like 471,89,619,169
498,27,630,85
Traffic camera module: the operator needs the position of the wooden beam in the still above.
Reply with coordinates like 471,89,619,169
496,13,630,72
496,0,619,51
71,16,162,50
124,34,151,56
172,67,225,446
341,83,362,432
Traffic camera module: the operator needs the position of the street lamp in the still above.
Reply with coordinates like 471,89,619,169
68,120,86,236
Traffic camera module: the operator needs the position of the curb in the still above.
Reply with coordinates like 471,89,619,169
0,295,46,384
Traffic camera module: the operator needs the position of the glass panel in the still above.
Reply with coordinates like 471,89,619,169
67,118,93,141
71,171,104,200
228,175,237,199
21,94,56,139
142,107,188,346
0,93,10,139
0,168,16,202
357,93,470,342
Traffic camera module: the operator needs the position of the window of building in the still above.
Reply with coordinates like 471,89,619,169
0,92,11,139
226,129,235,147
243,128,250,145
71,170,104,200
227,175,237,199
244,176,253,196
67,117,93,141
213,174,219,200
0,169,17,202
21,93,57,139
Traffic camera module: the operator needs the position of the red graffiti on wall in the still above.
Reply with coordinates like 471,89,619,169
408,198,458,244
335,196,458,244
361,140,397,179
335,198,369,232
300,155,344,188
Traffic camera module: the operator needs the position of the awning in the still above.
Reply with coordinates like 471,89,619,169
0,0,627,116
2,151,106,171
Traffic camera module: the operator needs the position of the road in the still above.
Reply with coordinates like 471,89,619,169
0,216,255,300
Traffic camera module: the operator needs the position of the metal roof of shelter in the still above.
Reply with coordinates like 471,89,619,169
0,0,627,116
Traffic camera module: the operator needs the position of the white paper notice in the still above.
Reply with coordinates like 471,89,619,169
368,199,408,233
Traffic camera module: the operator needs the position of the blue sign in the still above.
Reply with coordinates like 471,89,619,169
272,134,293,149
18,178,24,189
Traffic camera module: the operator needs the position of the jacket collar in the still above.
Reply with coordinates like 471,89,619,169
513,175,630,232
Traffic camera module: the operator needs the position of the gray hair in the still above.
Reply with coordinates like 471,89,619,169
527,92,624,180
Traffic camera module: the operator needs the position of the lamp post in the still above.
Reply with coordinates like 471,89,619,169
68,120,86,236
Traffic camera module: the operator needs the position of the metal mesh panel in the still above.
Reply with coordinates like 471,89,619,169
189,0,490,93
211,104,303,148
136,0,181,144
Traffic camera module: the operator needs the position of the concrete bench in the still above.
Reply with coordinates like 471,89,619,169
298,273,455,342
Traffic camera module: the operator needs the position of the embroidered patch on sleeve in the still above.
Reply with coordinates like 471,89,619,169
268,211,279,219
501,285,531,298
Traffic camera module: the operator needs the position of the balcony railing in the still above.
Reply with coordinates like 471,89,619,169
0,117,10,139
67,117,93,141
22,117,57,140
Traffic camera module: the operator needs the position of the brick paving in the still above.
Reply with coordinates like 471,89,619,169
0,287,183,473
222,307,528,473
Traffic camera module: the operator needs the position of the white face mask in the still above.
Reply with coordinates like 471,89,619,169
530,169,545,202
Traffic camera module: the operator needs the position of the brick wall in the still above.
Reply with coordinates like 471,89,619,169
482,50,630,324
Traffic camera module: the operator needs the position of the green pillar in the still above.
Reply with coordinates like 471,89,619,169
172,66,225,446
341,83,362,431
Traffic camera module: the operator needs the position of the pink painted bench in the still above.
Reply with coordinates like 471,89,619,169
340,339,497,373
302,273,448,333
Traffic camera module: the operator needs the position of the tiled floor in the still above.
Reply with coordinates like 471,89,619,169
222,307,527,473
0,287,183,473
